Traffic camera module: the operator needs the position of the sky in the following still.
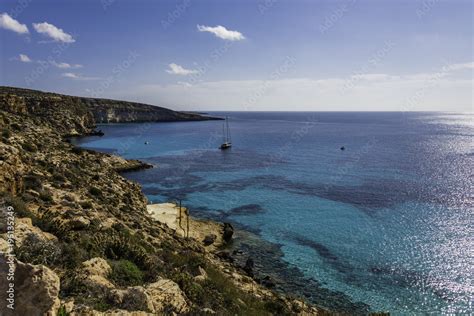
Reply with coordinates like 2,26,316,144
0,0,472,111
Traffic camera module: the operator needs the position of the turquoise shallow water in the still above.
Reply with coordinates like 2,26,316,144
73,112,473,314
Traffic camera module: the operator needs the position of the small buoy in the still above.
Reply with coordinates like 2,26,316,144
144,141,149,145
340,146,345,150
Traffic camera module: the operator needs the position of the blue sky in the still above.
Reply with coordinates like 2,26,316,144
0,0,472,111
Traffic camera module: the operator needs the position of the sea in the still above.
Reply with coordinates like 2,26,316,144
72,112,473,315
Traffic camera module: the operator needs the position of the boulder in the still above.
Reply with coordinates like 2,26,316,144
261,275,276,288
202,234,217,246
0,255,60,316
109,286,154,312
223,222,234,243
216,251,234,263
194,265,208,282
243,257,254,277
80,257,114,291
146,278,189,314
81,257,112,277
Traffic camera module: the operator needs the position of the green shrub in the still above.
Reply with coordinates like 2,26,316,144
2,129,11,138
162,249,207,276
111,222,131,236
52,172,66,183
57,306,69,316
109,259,144,286
16,234,62,266
89,187,101,197
80,201,93,209
39,189,53,202
93,300,112,312
24,174,43,191
1,193,30,218
264,299,289,315
10,123,21,131
172,271,205,303
21,142,37,152
71,146,84,154
57,306,67,316
59,242,88,269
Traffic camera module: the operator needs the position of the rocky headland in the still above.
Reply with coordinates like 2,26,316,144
0,87,328,315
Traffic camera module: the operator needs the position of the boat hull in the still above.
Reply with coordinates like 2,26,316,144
220,143,232,150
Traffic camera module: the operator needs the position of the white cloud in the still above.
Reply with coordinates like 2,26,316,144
19,54,32,63
62,73,79,79
166,63,198,75
442,62,474,72
61,72,100,80
350,74,398,81
52,61,83,69
197,25,245,41
33,22,75,43
0,13,28,34
123,70,472,112
177,81,193,87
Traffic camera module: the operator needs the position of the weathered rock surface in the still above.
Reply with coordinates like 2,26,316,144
80,257,115,291
0,256,60,316
202,233,217,246
146,278,190,314
0,86,218,125
109,286,155,312
0,142,26,195
10,217,58,247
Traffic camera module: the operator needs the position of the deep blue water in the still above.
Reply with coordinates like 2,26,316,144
73,112,473,314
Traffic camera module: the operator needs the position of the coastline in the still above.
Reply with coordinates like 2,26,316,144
0,87,326,315
75,128,373,314
143,200,370,314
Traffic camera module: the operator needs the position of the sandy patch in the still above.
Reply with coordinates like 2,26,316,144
147,203,224,249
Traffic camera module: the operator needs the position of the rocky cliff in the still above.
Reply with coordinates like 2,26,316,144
0,86,219,125
0,87,323,315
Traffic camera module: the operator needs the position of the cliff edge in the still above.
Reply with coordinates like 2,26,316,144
0,86,219,126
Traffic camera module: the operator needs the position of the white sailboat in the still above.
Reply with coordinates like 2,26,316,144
219,116,232,150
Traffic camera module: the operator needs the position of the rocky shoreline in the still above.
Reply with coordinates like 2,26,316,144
151,203,372,314
0,87,328,315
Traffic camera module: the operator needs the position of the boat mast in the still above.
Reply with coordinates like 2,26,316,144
222,118,226,143
226,117,231,143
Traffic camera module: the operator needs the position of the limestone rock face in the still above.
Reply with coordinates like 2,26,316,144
80,257,115,291
67,276,189,315
10,217,58,247
0,143,25,195
0,94,27,114
68,216,91,230
0,256,60,316
145,278,189,314
109,286,154,312
82,257,112,277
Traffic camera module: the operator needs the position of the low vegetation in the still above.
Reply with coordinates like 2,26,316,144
109,259,144,287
